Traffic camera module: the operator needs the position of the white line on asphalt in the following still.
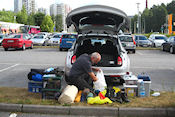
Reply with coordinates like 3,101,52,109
136,51,143,55
0,64,19,73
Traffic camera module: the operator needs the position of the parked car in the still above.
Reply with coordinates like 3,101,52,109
59,33,77,51
64,5,130,85
0,34,7,46
30,35,49,46
162,36,175,54
134,35,152,47
48,33,63,46
2,33,33,51
149,34,167,47
118,35,136,53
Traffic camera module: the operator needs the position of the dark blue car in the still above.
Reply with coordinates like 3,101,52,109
59,34,77,51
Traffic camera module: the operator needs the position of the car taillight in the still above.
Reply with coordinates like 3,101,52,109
117,56,122,65
133,38,136,45
60,37,62,43
109,75,121,78
71,55,76,64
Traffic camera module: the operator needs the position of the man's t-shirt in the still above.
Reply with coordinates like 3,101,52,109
69,54,92,78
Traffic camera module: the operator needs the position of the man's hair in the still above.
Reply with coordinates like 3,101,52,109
91,52,100,59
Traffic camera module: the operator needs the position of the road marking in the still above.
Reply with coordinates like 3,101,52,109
136,51,143,55
132,66,175,70
0,64,19,73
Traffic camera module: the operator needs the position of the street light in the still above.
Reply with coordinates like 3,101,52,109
136,3,141,34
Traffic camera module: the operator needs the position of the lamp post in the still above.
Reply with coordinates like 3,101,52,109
136,3,141,34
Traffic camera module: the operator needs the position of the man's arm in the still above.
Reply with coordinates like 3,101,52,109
88,72,98,81
92,67,101,72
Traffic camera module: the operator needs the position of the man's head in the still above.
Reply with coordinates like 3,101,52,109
91,52,101,64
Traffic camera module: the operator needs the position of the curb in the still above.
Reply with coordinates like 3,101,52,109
0,103,175,117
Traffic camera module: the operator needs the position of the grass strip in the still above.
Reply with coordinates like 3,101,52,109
0,87,175,107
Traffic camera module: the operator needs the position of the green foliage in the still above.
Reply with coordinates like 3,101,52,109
0,10,16,22
16,5,28,24
167,1,175,15
55,15,63,32
41,15,54,32
28,13,35,25
34,12,45,26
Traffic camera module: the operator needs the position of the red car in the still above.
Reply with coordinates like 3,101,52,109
2,34,33,51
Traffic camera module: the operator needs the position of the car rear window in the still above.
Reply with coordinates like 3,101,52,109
13,35,21,38
136,36,147,40
119,36,133,42
155,36,167,40
53,35,62,38
0,35,3,39
34,35,44,39
62,35,77,39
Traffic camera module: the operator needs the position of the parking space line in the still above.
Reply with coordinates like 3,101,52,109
0,63,58,66
132,66,175,70
0,64,19,73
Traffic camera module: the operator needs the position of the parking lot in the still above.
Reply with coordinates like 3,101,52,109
0,47,174,91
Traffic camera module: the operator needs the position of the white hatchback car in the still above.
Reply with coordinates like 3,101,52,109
149,34,167,47
64,5,130,86
48,33,63,46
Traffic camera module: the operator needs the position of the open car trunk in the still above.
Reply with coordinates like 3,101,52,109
75,36,121,67
66,5,129,34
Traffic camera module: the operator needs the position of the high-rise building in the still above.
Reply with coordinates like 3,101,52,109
14,0,23,13
22,0,36,14
38,8,47,15
50,3,72,31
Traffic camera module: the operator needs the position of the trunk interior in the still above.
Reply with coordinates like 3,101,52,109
75,37,121,67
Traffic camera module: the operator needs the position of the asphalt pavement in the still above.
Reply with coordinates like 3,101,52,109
0,47,175,91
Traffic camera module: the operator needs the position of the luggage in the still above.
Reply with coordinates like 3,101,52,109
58,85,78,104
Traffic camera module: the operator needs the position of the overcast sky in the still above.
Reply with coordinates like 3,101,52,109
0,0,173,16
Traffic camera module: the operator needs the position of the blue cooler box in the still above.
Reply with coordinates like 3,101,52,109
28,81,43,93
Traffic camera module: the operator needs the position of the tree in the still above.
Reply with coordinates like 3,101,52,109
131,15,138,33
27,13,35,25
167,1,175,15
16,5,28,24
41,15,54,32
0,10,16,22
55,15,63,32
34,12,45,26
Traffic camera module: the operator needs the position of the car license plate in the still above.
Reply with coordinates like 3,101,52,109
53,41,58,43
67,41,72,43
7,40,14,43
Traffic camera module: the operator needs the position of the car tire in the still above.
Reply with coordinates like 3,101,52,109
59,48,62,51
132,50,136,53
4,48,8,51
22,44,26,50
170,46,175,54
153,43,156,47
42,42,46,46
161,45,165,51
30,43,33,49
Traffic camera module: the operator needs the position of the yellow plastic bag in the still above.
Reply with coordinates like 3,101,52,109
87,96,112,104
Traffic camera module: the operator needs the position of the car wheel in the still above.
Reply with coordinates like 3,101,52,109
132,50,136,53
153,43,156,47
170,46,175,54
59,48,62,51
161,45,165,51
22,44,26,50
42,42,46,46
4,48,8,51
30,43,33,49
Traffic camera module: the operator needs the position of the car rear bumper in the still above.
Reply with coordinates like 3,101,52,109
2,44,23,48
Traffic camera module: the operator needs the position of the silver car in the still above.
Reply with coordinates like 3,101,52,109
64,5,130,85
118,35,136,53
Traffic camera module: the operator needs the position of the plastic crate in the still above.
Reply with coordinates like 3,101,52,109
42,89,61,99
28,81,43,93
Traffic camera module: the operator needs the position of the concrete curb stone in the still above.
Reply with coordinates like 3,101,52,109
22,104,69,115
69,106,118,116
0,103,22,112
119,107,169,117
0,103,175,117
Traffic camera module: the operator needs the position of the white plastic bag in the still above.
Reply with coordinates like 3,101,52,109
58,85,78,104
93,70,107,91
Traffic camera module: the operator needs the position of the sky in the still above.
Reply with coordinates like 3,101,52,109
0,0,173,16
